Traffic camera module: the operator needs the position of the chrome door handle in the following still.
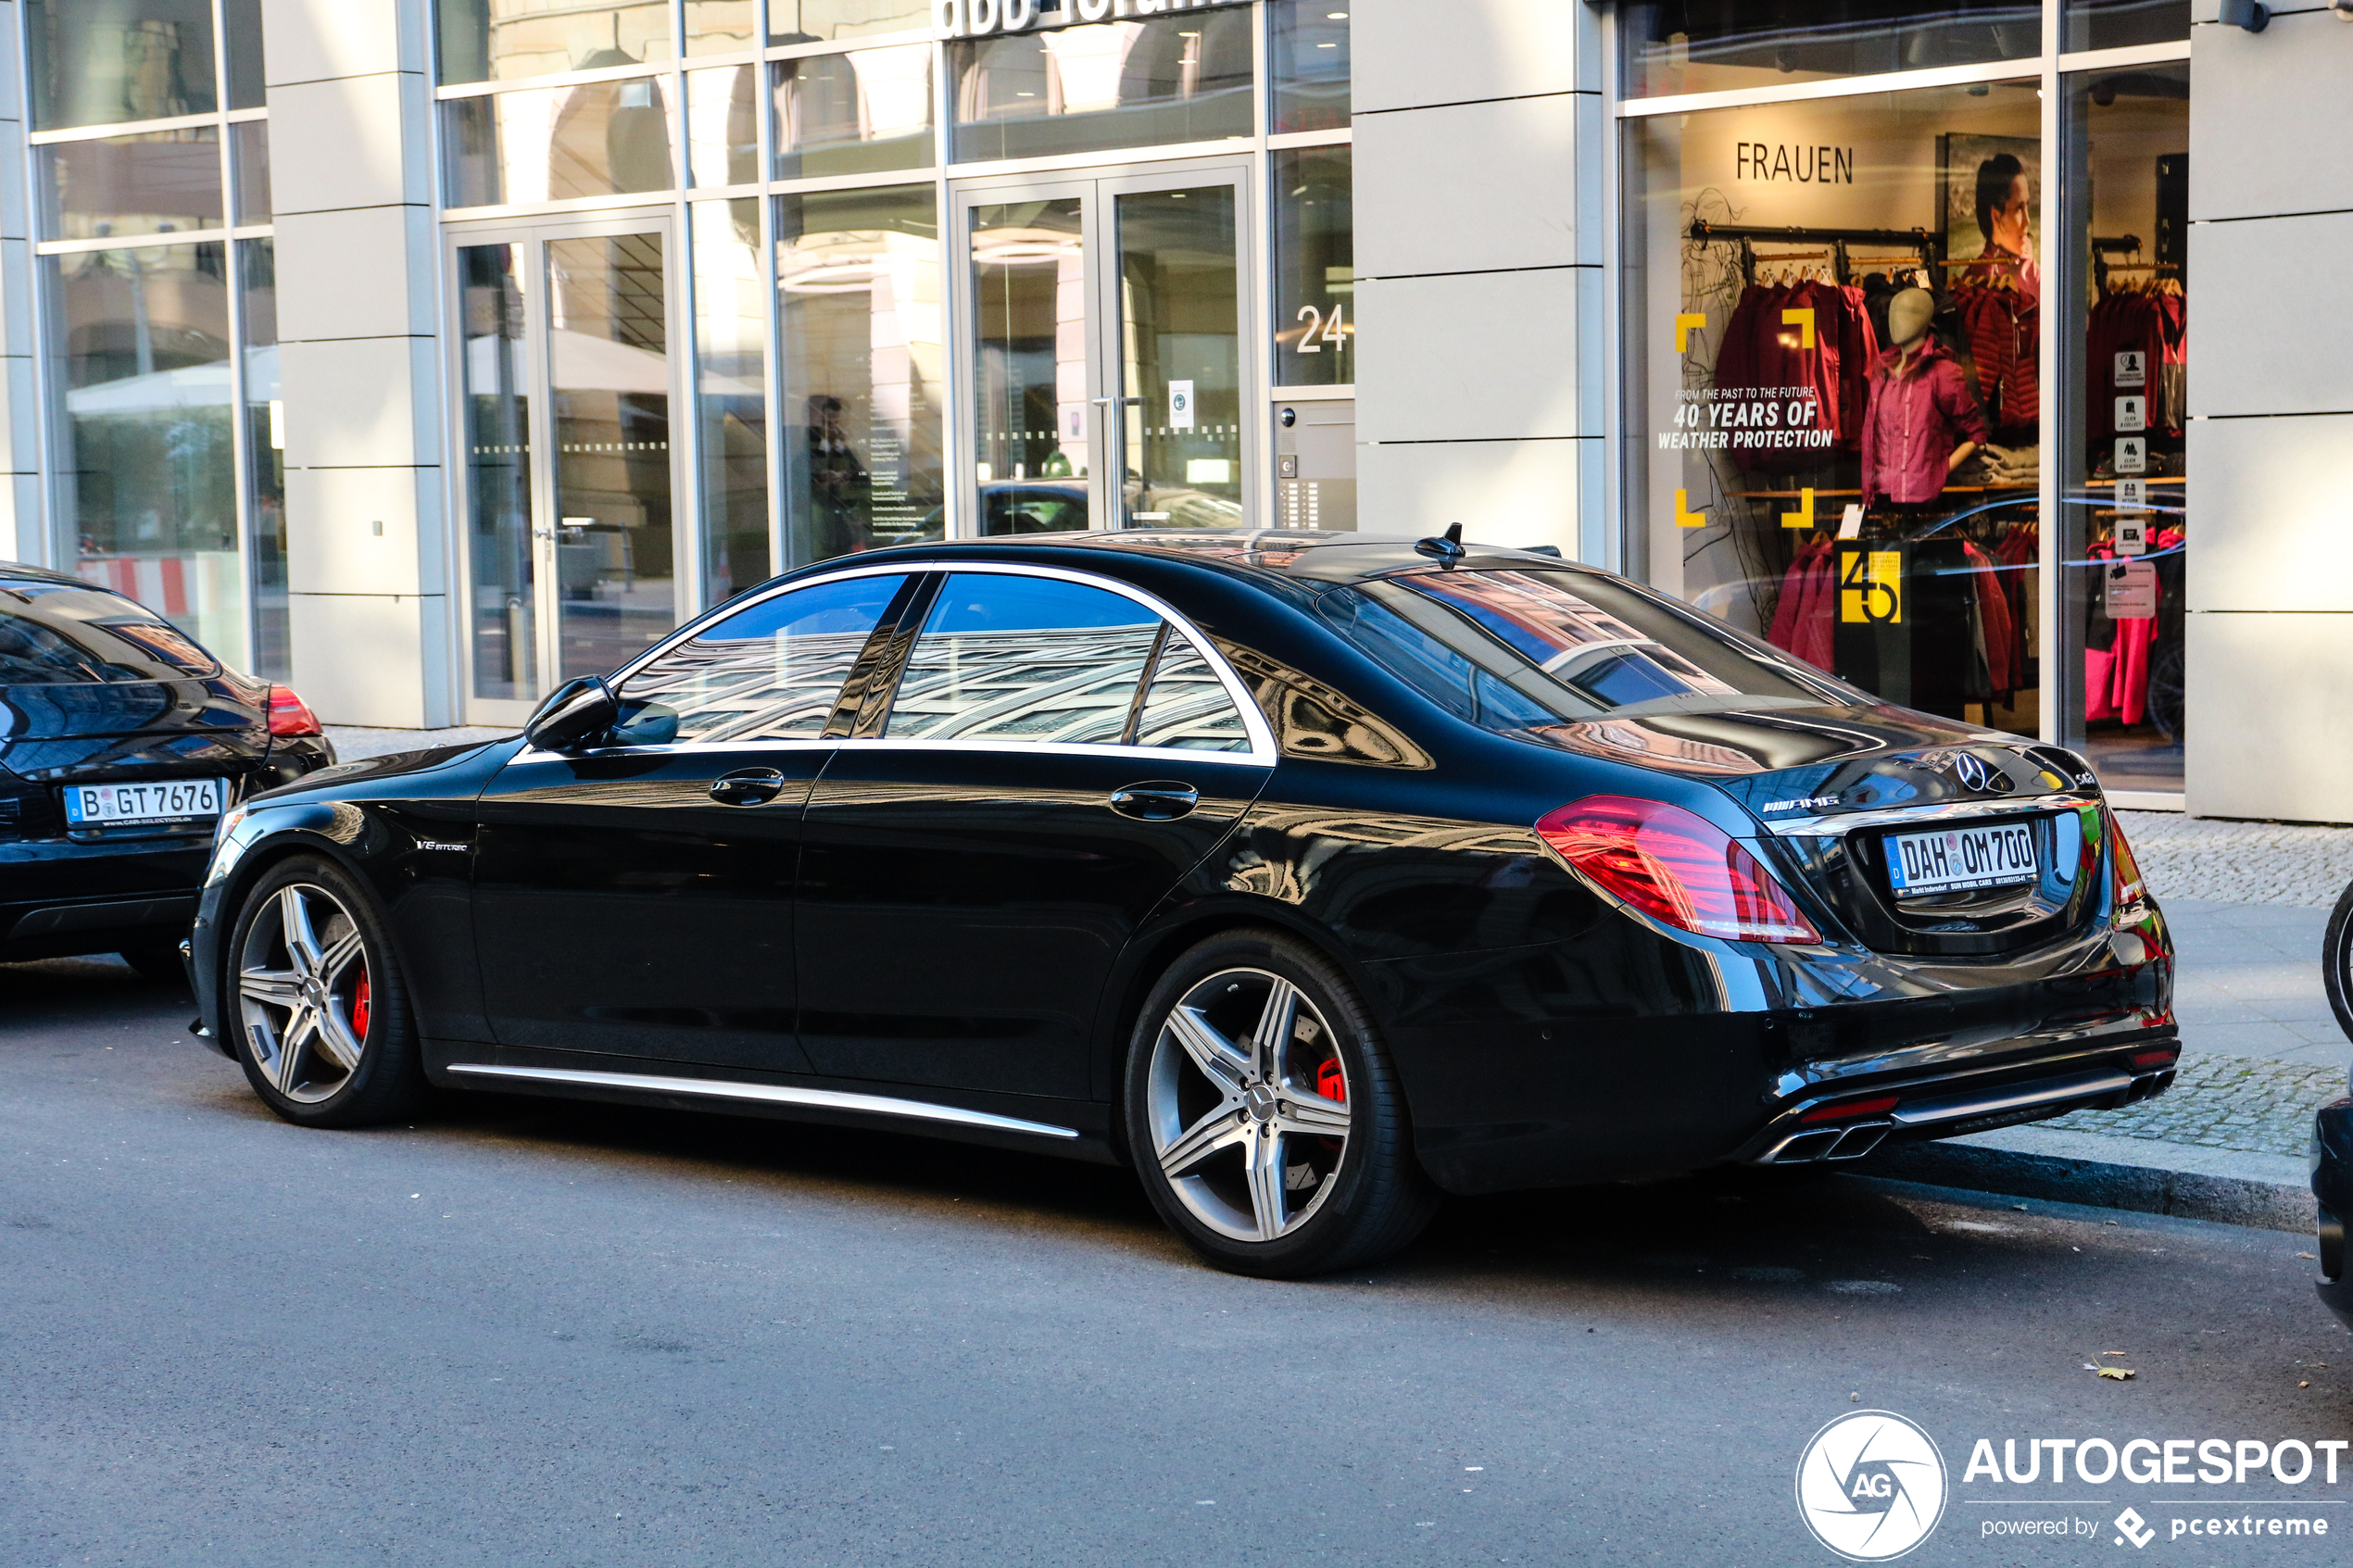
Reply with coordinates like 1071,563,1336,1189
710,768,786,807
1110,783,1199,821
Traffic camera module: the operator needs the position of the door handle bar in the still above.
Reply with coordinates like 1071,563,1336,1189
1110,783,1200,822
710,768,787,807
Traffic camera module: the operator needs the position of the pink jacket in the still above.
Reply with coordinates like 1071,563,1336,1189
1859,342,1988,506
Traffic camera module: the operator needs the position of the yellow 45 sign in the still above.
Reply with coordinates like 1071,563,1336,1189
1837,546,1903,625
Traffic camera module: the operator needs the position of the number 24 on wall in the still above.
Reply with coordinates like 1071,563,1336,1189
1295,302,1350,354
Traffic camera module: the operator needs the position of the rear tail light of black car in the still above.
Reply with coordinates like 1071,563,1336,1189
1536,795,1819,944
267,684,322,738
2110,809,2145,905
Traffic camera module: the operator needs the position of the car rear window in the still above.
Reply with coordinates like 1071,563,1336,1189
0,581,220,684
1322,567,1848,733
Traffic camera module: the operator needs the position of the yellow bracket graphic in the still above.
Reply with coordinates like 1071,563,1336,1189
1781,307,1817,349
1780,487,1817,530
1674,313,1709,353
1675,489,1708,529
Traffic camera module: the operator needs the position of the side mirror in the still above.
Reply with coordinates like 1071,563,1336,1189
522,675,621,752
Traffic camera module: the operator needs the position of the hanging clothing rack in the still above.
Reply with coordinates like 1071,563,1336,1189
1688,220,1942,285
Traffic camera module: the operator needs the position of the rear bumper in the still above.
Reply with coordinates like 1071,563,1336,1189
1736,1041,2177,1165
0,837,208,959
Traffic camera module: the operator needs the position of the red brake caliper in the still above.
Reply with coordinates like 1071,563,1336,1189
1317,1058,1346,1103
351,967,371,1042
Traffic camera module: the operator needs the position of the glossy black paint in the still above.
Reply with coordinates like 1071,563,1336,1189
2317,1098,2352,1330
2,563,334,963
188,533,2178,1200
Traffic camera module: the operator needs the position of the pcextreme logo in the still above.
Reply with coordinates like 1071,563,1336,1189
1797,1410,1951,1561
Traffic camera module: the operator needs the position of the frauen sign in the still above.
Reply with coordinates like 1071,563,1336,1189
937,0,1249,39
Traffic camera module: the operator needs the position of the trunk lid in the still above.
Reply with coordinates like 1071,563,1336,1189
1540,703,2108,957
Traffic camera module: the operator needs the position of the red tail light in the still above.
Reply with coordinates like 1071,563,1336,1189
267,684,322,738
1536,795,1820,944
2109,810,2145,904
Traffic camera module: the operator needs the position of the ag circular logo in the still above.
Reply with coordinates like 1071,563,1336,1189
1795,1410,1948,1561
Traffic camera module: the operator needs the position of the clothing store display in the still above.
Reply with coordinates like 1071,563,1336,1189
1713,277,1881,470
1859,341,1990,505
2082,527,2184,728
2088,282,2187,441
1766,534,1836,672
1953,276,2040,437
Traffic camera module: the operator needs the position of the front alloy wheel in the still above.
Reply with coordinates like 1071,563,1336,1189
239,882,372,1103
228,855,425,1127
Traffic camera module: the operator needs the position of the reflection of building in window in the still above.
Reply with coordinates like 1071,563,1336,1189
1408,571,1742,709
623,628,873,744
888,623,1163,744
1135,643,1252,753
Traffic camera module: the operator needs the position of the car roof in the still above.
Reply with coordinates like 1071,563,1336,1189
0,561,97,590
837,530,1586,590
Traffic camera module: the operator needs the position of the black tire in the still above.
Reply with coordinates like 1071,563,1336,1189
2326,879,2353,1048
1123,929,1439,1279
118,944,189,987
225,854,427,1128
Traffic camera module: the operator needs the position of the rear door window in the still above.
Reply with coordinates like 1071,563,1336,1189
618,573,909,745
883,574,1167,746
1324,567,1849,734
0,581,219,684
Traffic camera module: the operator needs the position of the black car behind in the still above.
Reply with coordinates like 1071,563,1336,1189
2,562,334,977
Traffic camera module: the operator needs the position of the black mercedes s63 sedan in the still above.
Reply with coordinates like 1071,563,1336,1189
186,530,2177,1276
2,561,333,979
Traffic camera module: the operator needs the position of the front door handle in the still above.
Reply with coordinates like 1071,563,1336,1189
1110,783,1200,822
710,768,787,807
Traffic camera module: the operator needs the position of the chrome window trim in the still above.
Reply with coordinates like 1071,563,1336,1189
578,557,1280,763
1761,796,2097,838
446,1063,1081,1139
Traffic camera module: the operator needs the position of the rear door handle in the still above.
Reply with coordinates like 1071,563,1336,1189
710,768,786,807
1110,783,1199,821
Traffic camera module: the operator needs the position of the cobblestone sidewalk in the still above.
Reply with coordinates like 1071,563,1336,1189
2120,809,2353,909
2051,1052,2347,1160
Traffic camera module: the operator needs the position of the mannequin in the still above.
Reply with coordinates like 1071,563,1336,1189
1859,287,1988,507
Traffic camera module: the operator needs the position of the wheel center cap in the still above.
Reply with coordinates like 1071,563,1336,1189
1245,1085,1279,1123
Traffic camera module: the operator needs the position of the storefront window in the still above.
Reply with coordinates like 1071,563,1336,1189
46,243,245,667
687,66,762,187
774,186,947,566
223,0,268,109
1270,0,1351,134
446,80,679,207
437,1,675,86
232,122,274,224
2058,62,2188,794
460,243,536,701
26,0,220,131
693,200,773,603
240,239,288,682
950,10,1254,163
2063,0,2191,54
772,44,936,179
770,0,935,44
43,130,225,243
1629,82,2045,735
1622,3,2040,100
1274,145,1353,388
686,0,761,55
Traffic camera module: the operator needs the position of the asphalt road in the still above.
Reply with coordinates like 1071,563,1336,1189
5,957,2348,1568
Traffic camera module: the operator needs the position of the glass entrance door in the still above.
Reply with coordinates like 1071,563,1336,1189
456,217,682,715
958,164,1252,536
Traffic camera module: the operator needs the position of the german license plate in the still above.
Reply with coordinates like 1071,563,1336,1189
62,778,226,828
1885,821,2039,896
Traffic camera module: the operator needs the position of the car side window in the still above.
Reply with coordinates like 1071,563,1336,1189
883,574,1166,745
617,574,908,746
1132,641,1252,753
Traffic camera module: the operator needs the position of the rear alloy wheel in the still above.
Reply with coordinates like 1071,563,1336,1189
1126,931,1437,1277
231,857,424,1127
2325,878,2353,1047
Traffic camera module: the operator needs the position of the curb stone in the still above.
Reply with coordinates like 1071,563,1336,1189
1856,1123,2315,1234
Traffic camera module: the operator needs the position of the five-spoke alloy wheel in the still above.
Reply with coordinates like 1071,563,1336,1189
1126,931,1437,1277
229,856,424,1126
